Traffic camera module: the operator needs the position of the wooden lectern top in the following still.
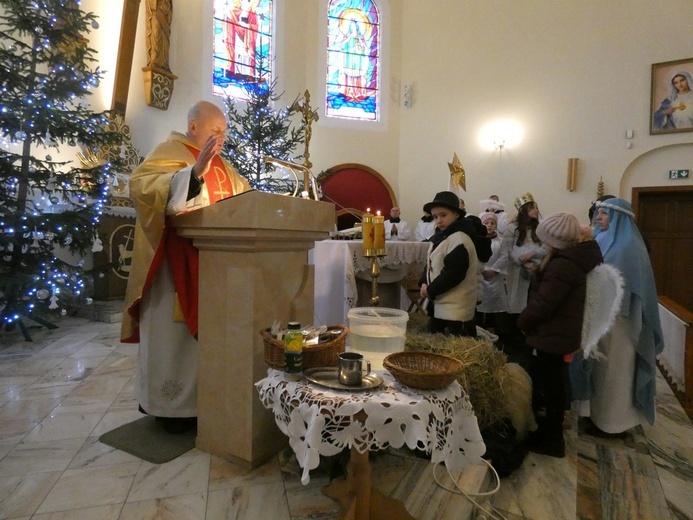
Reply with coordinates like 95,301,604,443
170,190,335,234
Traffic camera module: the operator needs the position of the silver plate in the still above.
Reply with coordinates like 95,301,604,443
303,367,384,391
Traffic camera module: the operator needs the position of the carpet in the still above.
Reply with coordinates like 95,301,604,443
99,416,197,464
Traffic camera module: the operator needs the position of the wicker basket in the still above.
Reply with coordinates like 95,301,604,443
261,326,348,369
383,351,464,390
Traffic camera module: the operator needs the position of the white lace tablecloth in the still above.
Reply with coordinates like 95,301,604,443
256,369,485,485
312,240,430,326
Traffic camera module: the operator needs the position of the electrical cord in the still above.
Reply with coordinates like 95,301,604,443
432,459,509,520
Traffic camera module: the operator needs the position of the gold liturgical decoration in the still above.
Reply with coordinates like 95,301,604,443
142,0,177,110
264,90,321,200
291,90,320,170
447,152,466,191
597,176,605,198
79,114,144,206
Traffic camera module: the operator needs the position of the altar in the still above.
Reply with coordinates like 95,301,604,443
313,240,430,326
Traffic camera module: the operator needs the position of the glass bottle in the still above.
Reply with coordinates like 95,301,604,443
284,322,303,381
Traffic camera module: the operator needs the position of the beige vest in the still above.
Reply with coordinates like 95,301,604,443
427,231,479,322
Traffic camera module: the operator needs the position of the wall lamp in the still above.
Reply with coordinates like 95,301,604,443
478,119,524,152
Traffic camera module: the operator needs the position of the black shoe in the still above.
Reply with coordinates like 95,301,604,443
584,424,627,439
157,417,197,434
527,436,565,458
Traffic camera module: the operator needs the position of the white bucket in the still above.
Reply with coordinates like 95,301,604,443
347,307,409,370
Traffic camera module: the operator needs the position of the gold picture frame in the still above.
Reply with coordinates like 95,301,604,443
650,57,693,135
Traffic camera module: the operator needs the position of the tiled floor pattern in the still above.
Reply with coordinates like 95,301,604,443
0,313,691,519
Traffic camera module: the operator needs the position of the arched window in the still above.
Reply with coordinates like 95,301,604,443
326,0,380,121
213,0,273,98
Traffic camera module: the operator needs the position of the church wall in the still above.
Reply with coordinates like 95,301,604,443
86,1,691,223
120,0,405,215
395,0,692,221
287,0,404,207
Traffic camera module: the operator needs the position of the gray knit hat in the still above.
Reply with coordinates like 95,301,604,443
536,212,580,249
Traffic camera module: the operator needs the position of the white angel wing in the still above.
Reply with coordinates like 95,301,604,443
581,263,624,359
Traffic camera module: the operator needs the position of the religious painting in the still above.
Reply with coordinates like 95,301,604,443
213,0,273,99
326,0,380,121
650,57,693,135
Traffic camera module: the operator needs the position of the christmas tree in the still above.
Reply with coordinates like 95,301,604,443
0,0,122,338
222,79,306,194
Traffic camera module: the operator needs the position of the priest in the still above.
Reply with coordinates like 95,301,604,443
121,100,251,432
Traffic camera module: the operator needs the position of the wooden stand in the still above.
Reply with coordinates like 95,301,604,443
171,191,334,467
323,448,416,520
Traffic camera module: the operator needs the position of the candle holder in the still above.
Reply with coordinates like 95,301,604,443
363,249,386,306
362,210,386,306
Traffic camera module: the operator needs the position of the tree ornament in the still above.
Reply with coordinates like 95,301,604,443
44,130,55,147
49,295,59,309
60,309,67,316
36,289,49,300
14,130,27,140
31,228,41,248
92,235,103,252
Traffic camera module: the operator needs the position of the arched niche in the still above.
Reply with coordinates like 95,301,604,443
317,163,397,230
621,143,693,197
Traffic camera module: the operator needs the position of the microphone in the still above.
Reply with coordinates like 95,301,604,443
319,192,363,223
317,192,365,237
263,156,319,200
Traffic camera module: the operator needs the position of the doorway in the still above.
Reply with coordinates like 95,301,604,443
632,185,693,312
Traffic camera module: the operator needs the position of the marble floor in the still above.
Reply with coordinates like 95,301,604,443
0,313,692,520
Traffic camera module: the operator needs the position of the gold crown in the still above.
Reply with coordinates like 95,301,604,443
514,192,535,211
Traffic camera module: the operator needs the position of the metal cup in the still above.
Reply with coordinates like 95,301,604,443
338,352,371,386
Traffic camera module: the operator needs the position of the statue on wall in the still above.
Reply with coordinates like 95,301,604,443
142,0,177,110
145,0,173,72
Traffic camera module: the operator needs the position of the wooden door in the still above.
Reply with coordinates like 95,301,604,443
633,186,693,312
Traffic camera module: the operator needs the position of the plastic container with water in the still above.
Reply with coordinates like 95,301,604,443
347,307,409,370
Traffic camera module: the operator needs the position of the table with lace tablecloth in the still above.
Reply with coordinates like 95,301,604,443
255,369,485,519
312,240,430,326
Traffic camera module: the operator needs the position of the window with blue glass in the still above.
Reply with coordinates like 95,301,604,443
326,0,380,121
213,0,273,98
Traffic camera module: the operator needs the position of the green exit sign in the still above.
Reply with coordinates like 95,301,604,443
669,169,690,179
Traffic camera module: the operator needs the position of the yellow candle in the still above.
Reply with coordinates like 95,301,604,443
374,212,385,252
362,209,374,253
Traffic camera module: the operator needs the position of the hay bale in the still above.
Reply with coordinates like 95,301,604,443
404,332,509,430
502,362,537,440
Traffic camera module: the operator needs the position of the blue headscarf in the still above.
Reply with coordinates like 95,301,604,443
592,198,664,423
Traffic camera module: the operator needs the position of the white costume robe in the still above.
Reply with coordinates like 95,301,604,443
477,236,506,313
385,219,411,240
490,223,546,314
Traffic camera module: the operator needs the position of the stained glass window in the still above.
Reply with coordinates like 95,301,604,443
213,0,273,98
326,0,380,121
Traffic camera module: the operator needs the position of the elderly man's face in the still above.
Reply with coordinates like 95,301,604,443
390,207,400,218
